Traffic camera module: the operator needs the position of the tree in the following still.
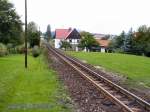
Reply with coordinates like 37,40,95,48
124,28,134,53
27,22,38,33
108,25,150,56
79,31,99,51
46,24,51,41
27,22,40,48
115,31,125,49
0,0,23,45
145,43,150,57
29,32,40,48
108,38,116,52
108,31,126,53
60,41,71,50
133,25,150,56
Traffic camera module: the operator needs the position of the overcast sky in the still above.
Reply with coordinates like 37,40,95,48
10,0,150,34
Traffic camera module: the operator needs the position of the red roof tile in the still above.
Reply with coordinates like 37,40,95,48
55,29,73,39
96,39,110,47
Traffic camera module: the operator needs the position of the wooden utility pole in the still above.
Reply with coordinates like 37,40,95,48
25,0,28,68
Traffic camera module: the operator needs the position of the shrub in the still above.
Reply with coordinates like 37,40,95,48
7,43,13,50
7,44,24,54
32,46,41,57
7,43,15,54
60,41,71,51
0,43,8,57
114,48,124,53
16,45,25,54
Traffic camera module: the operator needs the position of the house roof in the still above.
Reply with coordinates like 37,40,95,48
55,28,73,39
93,33,106,39
96,39,110,47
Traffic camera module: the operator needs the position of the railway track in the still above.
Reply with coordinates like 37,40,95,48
47,44,150,112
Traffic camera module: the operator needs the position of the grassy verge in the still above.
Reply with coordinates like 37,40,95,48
67,52,150,88
0,54,72,112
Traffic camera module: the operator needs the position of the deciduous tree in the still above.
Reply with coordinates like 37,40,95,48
0,0,23,45
79,31,99,51
27,22,40,48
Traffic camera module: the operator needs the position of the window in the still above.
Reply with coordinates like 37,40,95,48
69,39,72,42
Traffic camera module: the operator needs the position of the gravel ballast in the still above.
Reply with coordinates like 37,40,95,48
47,51,122,112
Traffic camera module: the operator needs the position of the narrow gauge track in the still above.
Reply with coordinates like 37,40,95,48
47,44,150,112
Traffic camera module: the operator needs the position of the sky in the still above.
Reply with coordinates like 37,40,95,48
10,0,150,35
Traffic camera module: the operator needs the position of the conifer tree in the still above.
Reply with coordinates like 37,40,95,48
46,25,51,41
124,28,133,53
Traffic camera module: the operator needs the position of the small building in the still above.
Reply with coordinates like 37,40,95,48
96,39,110,53
54,28,81,50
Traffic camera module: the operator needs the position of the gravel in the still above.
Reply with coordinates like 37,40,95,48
69,56,150,101
47,51,122,112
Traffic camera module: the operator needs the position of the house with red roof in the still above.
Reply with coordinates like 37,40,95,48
54,28,81,50
96,39,111,52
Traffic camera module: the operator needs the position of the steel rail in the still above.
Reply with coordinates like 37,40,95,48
61,50,150,110
47,44,150,112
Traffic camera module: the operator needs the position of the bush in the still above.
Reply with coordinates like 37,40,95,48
7,43,13,50
0,43,8,57
114,48,124,53
7,44,24,54
16,45,25,54
32,46,41,57
7,43,15,54
60,41,71,50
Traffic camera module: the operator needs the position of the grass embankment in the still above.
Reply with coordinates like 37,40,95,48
67,52,150,88
0,55,72,112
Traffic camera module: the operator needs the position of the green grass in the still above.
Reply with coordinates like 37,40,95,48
0,55,72,112
67,52,150,88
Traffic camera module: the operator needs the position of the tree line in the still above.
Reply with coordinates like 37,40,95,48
109,25,150,57
0,0,23,46
0,0,40,56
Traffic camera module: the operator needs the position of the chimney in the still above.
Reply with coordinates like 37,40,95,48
68,27,72,32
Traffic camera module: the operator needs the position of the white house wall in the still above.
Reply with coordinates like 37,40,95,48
55,39,80,49
55,39,61,48
101,47,106,53
66,39,79,45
